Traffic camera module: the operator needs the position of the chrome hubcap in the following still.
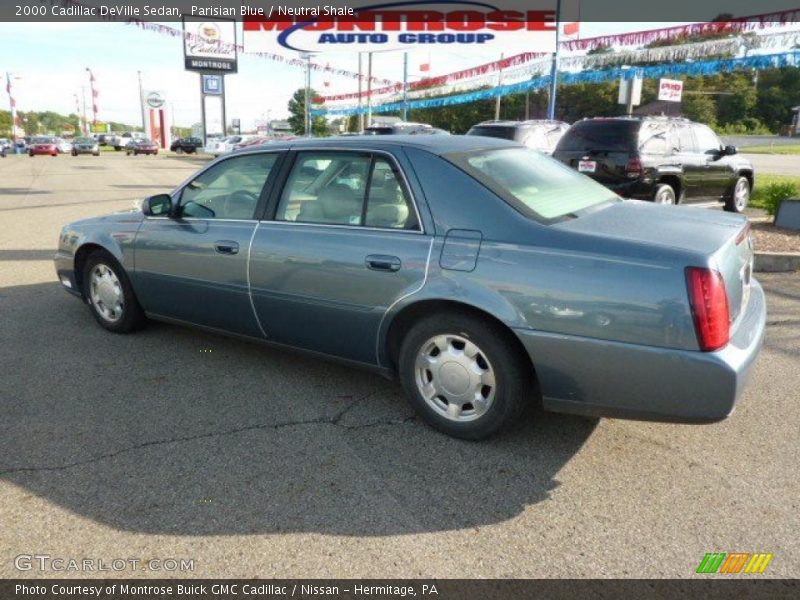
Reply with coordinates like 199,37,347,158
414,334,496,422
656,188,674,204
89,264,124,323
734,179,749,210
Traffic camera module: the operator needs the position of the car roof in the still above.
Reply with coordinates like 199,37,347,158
235,134,519,156
473,119,565,127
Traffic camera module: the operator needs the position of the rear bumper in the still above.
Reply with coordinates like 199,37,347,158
603,178,655,200
515,279,766,423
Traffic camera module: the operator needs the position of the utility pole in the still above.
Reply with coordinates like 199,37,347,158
366,51,373,128
302,53,311,138
494,53,504,120
137,71,146,134
546,0,562,120
402,52,408,121
81,86,88,136
358,53,363,132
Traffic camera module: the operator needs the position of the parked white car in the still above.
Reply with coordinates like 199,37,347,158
204,135,254,156
55,138,73,154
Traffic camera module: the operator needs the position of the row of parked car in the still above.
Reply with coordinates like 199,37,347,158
361,116,752,213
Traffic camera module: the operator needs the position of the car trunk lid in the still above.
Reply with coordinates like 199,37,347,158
555,200,754,325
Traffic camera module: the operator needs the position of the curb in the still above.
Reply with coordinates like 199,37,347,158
754,251,800,273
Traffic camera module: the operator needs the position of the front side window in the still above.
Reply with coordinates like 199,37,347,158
179,153,278,220
448,147,617,221
276,152,419,230
692,124,722,154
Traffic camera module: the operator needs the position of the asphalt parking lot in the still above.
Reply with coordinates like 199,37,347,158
0,153,798,578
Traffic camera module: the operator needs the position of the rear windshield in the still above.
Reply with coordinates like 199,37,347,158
467,126,518,141
447,147,617,221
556,120,639,153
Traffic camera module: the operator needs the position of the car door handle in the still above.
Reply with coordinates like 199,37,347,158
214,241,239,255
365,255,401,272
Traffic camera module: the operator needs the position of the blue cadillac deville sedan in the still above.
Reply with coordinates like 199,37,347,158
55,135,766,439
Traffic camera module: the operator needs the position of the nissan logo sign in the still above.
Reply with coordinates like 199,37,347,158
145,92,165,109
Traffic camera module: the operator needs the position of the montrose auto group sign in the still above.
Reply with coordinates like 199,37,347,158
243,2,558,54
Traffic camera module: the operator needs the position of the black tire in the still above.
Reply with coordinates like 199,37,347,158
398,311,532,439
725,176,751,213
28,152,34,158
653,183,676,205
82,250,146,334
93,152,100,156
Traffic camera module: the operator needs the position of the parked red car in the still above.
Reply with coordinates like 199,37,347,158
28,136,59,157
126,139,159,156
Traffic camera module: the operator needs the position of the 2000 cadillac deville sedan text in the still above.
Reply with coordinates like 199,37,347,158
55,136,766,439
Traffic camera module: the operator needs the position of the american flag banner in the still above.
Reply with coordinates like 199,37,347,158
6,72,18,139
87,68,98,126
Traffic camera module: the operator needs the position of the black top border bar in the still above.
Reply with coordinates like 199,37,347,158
5,0,800,23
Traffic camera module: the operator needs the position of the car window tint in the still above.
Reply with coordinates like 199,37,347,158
364,159,418,230
180,153,277,220
555,121,638,153
692,124,722,154
277,153,371,225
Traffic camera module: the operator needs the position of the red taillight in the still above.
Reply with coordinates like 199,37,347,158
686,267,730,352
625,157,643,178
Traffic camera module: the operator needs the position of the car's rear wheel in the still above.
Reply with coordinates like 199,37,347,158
82,251,146,333
725,176,750,213
654,183,676,205
398,311,531,439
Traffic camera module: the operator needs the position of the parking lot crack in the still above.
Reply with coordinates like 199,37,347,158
0,385,413,476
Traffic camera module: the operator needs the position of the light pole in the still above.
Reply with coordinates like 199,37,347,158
137,71,146,134
301,53,311,137
546,0,562,120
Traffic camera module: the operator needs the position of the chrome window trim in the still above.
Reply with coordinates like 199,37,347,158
255,219,425,235
144,216,258,223
274,146,426,234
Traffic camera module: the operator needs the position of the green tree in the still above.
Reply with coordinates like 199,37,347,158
682,93,717,127
0,110,11,137
288,88,328,136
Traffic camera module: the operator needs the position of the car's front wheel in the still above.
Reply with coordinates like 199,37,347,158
725,176,750,213
82,251,146,333
398,311,531,439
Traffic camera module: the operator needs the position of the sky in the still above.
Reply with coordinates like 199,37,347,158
0,20,783,130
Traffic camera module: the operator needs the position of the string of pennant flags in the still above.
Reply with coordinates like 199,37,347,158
311,50,800,117
323,28,800,106
44,0,797,95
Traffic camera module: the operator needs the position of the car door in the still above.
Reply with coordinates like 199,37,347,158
132,151,284,337
692,123,732,200
673,122,706,202
248,149,432,365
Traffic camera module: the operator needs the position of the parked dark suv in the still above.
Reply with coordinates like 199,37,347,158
467,120,569,154
552,117,753,212
170,137,203,154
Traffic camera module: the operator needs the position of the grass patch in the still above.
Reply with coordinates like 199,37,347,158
740,145,800,155
751,174,800,215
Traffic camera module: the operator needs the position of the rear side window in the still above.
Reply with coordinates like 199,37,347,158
638,123,669,155
676,124,696,152
555,121,638,153
276,152,419,230
448,147,617,221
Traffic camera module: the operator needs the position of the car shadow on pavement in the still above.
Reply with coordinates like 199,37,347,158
0,282,598,536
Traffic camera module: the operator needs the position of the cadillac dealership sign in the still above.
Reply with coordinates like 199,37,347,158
243,3,558,55
183,17,238,73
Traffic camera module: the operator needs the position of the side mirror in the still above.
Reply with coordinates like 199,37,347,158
724,145,737,156
142,194,173,217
